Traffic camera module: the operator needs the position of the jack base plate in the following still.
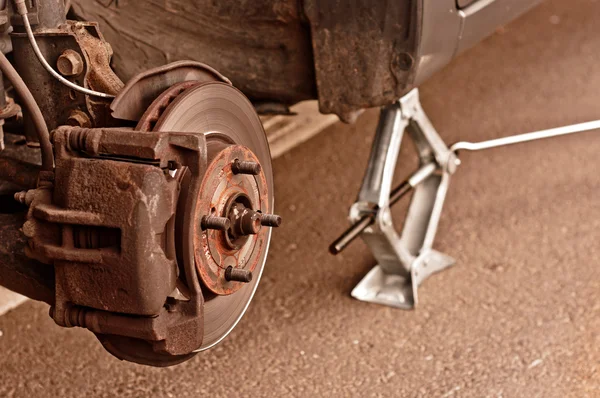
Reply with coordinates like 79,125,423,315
351,250,455,309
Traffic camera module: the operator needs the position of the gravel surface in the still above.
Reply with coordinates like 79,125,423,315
1,0,599,396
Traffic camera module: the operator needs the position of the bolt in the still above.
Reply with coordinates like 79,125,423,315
14,189,35,206
224,266,253,283
261,213,282,227
57,50,84,77
13,191,26,204
231,159,261,175
395,52,414,71
66,110,92,128
201,215,231,231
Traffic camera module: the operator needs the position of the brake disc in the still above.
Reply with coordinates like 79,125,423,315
139,81,274,350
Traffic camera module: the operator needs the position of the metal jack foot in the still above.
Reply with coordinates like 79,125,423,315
332,89,460,309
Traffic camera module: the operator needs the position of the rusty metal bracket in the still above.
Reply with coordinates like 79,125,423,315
10,19,124,145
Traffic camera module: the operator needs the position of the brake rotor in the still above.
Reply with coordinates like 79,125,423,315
147,81,274,350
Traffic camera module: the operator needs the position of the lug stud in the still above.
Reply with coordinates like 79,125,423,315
261,214,282,227
231,159,261,175
225,266,253,283
201,215,230,231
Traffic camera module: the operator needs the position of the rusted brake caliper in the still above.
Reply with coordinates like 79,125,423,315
18,80,280,366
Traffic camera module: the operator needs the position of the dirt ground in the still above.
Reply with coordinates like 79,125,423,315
1,0,599,396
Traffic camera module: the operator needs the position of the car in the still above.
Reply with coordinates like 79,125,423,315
0,0,541,366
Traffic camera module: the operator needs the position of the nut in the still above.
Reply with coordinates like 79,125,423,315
66,110,92,128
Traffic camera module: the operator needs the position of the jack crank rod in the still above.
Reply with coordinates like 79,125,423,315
450,119,600,152
329,163,437,255
330,119,600,255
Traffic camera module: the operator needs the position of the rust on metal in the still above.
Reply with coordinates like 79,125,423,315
194,144,269,296
147,81,275,351
260,213,282,227
28,127,185,316
231,159,261,175
0,1,281,368
134,80,201,132
201,215,231,231
71,0,422,121
111,61,231,123
56,49,84,76
0,212,54,305
71,0,316,110
224,266,253,283
0,157,40,188
17,125,212,366
11,20,124,146
65,109,91,128
303,0,420,121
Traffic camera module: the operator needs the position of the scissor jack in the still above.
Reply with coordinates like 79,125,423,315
330,89,600,309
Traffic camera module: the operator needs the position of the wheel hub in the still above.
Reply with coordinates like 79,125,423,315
195,144,269,296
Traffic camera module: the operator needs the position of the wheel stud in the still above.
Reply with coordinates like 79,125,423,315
261,214,282,227
231,159,261,175
201,215,230,231
225,266,253,283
